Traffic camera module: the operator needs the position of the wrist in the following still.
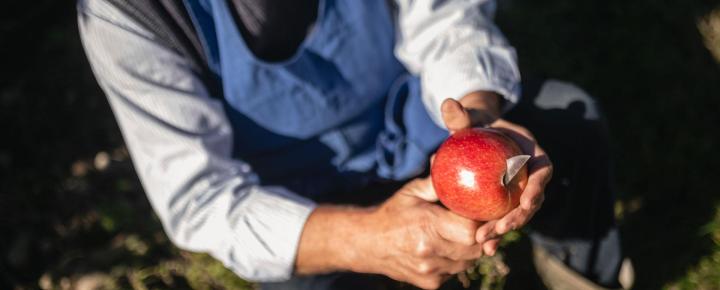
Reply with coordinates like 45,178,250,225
295,205,374,275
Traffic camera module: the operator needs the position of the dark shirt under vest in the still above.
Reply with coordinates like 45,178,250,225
229,0,318,61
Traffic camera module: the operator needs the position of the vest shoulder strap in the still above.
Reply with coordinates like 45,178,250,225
104,0,222,97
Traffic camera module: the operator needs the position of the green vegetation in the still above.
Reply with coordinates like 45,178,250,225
2,0,719,289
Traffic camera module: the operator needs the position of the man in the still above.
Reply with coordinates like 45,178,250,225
78,0,628,289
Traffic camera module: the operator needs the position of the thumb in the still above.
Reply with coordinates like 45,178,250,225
441,98,471,133
399,178,439,203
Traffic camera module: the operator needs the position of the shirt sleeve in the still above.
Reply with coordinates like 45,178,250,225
77,0,316,282
394,0,521,126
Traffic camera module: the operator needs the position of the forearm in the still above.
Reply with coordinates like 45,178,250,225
294,205,374,275
80,2,320,280
395,0,521,126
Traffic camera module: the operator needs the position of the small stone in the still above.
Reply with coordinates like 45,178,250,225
60,277,71,290
125,234,149,256
38,273,52,290
71,161,90,177
94,152,110,171
75,273,109,290
698,8,720,63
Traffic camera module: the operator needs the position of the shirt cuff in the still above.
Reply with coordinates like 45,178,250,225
226,186,317,281
420,45,521,127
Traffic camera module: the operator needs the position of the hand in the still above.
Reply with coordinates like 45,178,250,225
355,178,487,289
440,92,553,256
296,178,487,289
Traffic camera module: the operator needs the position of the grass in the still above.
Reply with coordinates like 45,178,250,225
2,0,720,289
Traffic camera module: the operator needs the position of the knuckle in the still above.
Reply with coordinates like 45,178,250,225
475,228,488,242
499,221,516,233
465,245,485,260
414,239,433,257
478,224,498,241
460,230,477,246
415,261,434,274
523,192,545,210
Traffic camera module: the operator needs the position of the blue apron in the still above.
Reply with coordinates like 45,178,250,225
184,0,447,199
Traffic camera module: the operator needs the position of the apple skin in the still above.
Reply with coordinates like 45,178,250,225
431,128,528,221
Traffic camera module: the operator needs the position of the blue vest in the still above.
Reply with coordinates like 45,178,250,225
184,0,447,199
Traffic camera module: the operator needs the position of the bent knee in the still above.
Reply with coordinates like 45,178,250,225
534,80,601,121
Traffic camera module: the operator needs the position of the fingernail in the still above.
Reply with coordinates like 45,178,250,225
486,245,497,256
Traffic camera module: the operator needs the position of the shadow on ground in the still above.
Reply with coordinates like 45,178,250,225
496,0,720,289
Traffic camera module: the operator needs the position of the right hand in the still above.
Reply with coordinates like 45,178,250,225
350,178,485,289
441,98,551,255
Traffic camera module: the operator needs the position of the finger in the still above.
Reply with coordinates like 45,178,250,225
493,120,552,212
447,260,475,275
495,128,537,158
527,153,553,179
398,178,439,203
526,149,553,179
520,151,552,211
476,205,535,246
407,257,457,276
433,208,480,246
475,220,498,244
494,205,537,236
519,168,548,211
432,236,484,261
492,122,538,159
483,238,501,256
441,98,471,133
413,273,449,290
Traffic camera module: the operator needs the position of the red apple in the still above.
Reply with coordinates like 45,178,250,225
431,128,529,221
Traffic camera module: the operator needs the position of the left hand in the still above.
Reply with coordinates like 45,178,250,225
438,91,553,256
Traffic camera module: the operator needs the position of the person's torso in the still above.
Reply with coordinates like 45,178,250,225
184,0,445,198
